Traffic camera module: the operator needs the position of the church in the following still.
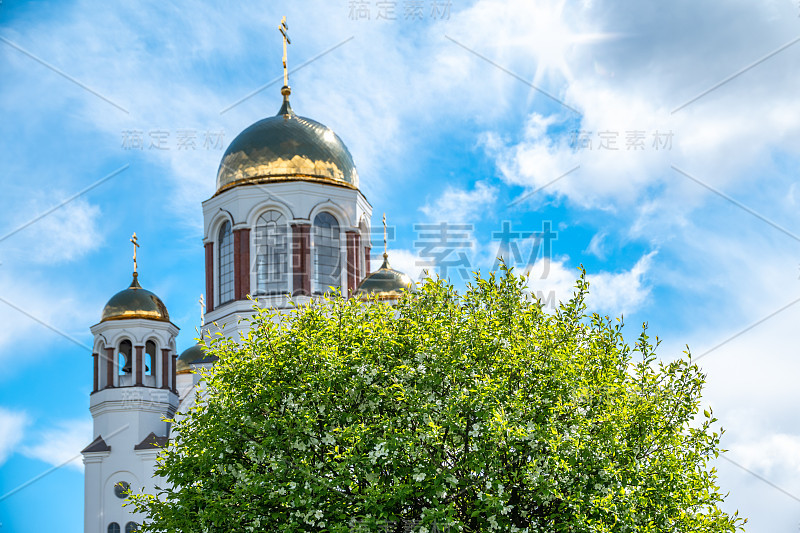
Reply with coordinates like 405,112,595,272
80,19,413,533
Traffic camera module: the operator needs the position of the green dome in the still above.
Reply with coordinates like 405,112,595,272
101,273,169,323
216,92,358,193
356,254,414,300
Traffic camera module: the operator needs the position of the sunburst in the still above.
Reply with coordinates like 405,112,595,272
502,0,618,85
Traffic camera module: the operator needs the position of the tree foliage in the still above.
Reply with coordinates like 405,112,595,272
131,267,744,532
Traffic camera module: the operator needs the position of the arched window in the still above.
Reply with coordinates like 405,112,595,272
118,340,132,375
312,212,341,294
124,522,139,533
145,340,156,376
254,211,289,295
218,220,234,304
107,523,120,533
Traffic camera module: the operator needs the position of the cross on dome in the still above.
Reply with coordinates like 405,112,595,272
279,16,291,91
130,232,140,274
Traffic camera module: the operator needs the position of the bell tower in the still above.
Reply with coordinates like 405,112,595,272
82,235,179,533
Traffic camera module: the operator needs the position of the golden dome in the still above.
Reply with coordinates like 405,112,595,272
355,254,414,301
215,92,359,193
100,273,170,323
176,343,217,374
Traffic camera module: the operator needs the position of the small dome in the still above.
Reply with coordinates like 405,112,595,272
216,91,359,193
356,254,414,300
176,343,218,374
101,273,169,323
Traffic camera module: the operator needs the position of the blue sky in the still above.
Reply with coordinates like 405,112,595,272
1,0,800,530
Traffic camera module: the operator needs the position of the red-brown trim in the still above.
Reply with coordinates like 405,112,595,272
105,347,115,389
234,228,250,300
161,348,170,389
233,231,241,299
204,242,214,313
365,246,371,275
92,352,98,393
346,231,358,295
135,345,143,386
354,232,362,285
292,223,311,296
171,353,178,393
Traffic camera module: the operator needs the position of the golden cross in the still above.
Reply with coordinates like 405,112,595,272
382,213,387,257
279,16,291,88
199,294,205,327
130,232,140,274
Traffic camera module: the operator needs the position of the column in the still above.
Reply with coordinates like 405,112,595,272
161,348,170,389
135,345,144,386
92,352,98,393
205,242,214,312
234,228,251,301
105,347,115,389
171,353,178,393
291,223,311,296
346,231,359,295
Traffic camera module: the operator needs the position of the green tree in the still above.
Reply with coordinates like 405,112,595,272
131,267,744,532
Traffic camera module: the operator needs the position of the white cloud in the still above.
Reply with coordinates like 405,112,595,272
587,251,657,316
693,312,800,531
21,419,93,472
371,247,430,284
420,181,497,224
477,0,800,228
0,408,28,465
26,198,102,263
0,270,96,357
525,252,656,317
524,258,582,310
584,231,607,259
729,434,800,477
0,194,103,264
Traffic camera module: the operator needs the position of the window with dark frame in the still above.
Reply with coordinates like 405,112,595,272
254,211,289,296
312,212,341,294
218,221,234,304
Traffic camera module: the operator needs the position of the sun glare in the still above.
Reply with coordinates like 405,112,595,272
504,0,617,84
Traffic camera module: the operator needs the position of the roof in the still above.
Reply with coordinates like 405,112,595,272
101,273,170,323
215,91,359,193
134,432,169,450
176,343,218,374
355,253,414,300
81,435,110,454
